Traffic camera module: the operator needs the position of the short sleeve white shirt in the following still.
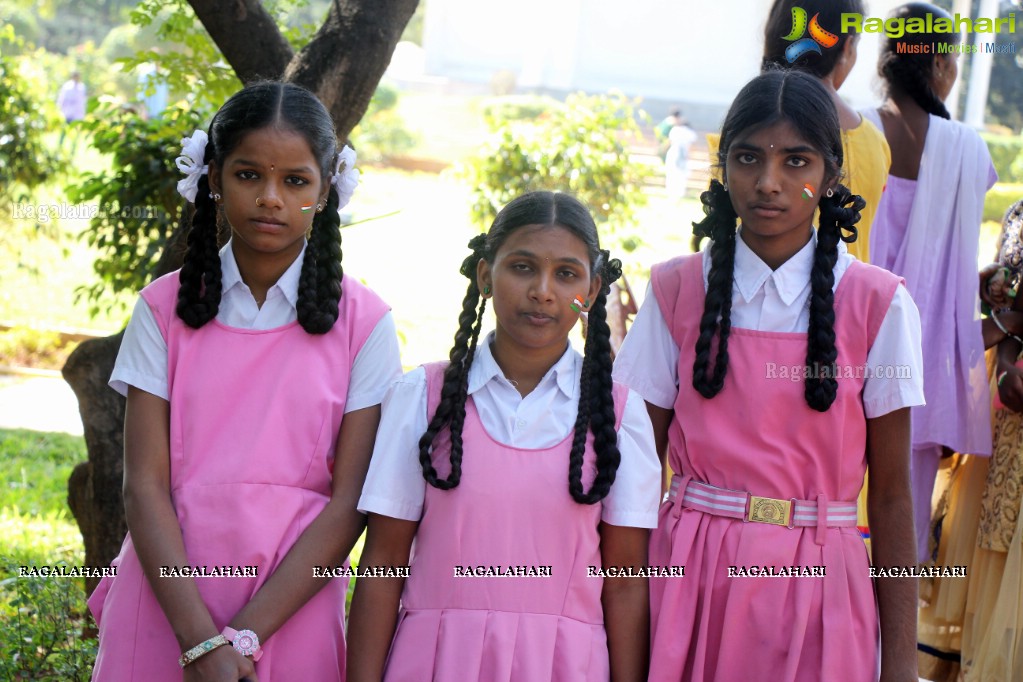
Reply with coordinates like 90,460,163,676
110,240,401,412
359,332,662,528
613,231,925,419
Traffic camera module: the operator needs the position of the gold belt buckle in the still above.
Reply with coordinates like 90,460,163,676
747,496,793,526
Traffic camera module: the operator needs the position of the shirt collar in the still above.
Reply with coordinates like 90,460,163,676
468,331,580,399
732,228,846,306
219,239,306,308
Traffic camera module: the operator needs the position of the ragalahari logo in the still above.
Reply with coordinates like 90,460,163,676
782,6,840,62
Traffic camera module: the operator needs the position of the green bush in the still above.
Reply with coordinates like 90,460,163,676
1012,152,1023,185
982,132,1023,184
65,101,202,316
984,184,1023,223
0,26,62,204
461,91,652,252
0,556,96,681
480,94,561,129
350,82,418,163
0,328,78,371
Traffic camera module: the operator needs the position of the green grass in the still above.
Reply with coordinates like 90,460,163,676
0,428,92,681
0,429,84,522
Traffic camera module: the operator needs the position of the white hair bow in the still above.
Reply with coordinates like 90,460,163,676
175,130,209,203
332,145,360,210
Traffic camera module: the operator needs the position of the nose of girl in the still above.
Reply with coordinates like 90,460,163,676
530,272,555,301
260,181,284,208
756,164,783,195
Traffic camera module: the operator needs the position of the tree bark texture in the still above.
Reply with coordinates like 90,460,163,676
65,0,418,592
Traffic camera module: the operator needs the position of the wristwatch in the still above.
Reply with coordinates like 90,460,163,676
222,626,263,661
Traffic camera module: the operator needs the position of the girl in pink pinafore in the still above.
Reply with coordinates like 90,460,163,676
614,71,925,681
347,192,662,682
89,82,401,681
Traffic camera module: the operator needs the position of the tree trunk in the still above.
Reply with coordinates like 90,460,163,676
64,333,126,598
64,0,418,594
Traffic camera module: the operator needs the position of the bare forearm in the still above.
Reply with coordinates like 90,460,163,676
603,578,650,681
868,492,918,681
347,514,416,681
346,573,405,680
229,499,366,639
124,485,218,650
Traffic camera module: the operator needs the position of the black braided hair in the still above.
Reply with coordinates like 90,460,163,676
417,233,489,490
176,169,223,327
297,184,343,334
567,250,623,503
805,183,865,411
690,180,738,399
762,0,865,78
877,3,957,120
693,69,860,410
418,191,623,504
176,81,345,333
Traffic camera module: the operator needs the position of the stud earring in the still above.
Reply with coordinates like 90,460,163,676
209,192,221,202
315,203,324,213
482,286,491,296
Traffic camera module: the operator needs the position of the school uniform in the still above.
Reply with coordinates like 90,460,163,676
359,334,661,681
613,233,925,681
90,241,401,681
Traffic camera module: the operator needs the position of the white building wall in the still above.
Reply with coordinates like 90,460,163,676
423,0,907,119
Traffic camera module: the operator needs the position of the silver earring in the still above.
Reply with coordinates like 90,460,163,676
723,183,729,192
209,192,221,201
315,203,324,213
826,188,834,198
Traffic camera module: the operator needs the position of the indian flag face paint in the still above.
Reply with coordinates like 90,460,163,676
300,203,315,213
570,295,586,313
802,184,815,200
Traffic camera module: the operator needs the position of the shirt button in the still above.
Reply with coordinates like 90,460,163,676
516,419,526,429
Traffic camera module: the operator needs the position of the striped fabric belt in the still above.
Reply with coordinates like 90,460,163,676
666,474,858,529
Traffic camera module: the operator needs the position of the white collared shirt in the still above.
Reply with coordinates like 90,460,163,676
110,240,401,413
613,231,925,419
358,332,662,528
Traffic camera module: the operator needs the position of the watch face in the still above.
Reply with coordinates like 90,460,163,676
233,629,259,656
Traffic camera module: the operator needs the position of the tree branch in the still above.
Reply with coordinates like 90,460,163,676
185,0,294,82
284,0,420,139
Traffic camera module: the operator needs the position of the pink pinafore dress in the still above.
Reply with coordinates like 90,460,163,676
382,362,628,681
88,270,388,681
647,254,900,681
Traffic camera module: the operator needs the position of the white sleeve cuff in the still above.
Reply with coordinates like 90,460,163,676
357,493,423,522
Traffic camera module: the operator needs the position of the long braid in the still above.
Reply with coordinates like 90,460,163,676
568,252,623,504
418,235,488,489
691,180,738,398
804,184,865,411
297,185,343,334
176,173,223,327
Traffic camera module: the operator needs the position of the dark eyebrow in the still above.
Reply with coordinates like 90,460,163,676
229,159,317,174
506,249,587,268
732,143,820,155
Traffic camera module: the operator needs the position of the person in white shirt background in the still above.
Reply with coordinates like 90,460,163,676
56,70,86,149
